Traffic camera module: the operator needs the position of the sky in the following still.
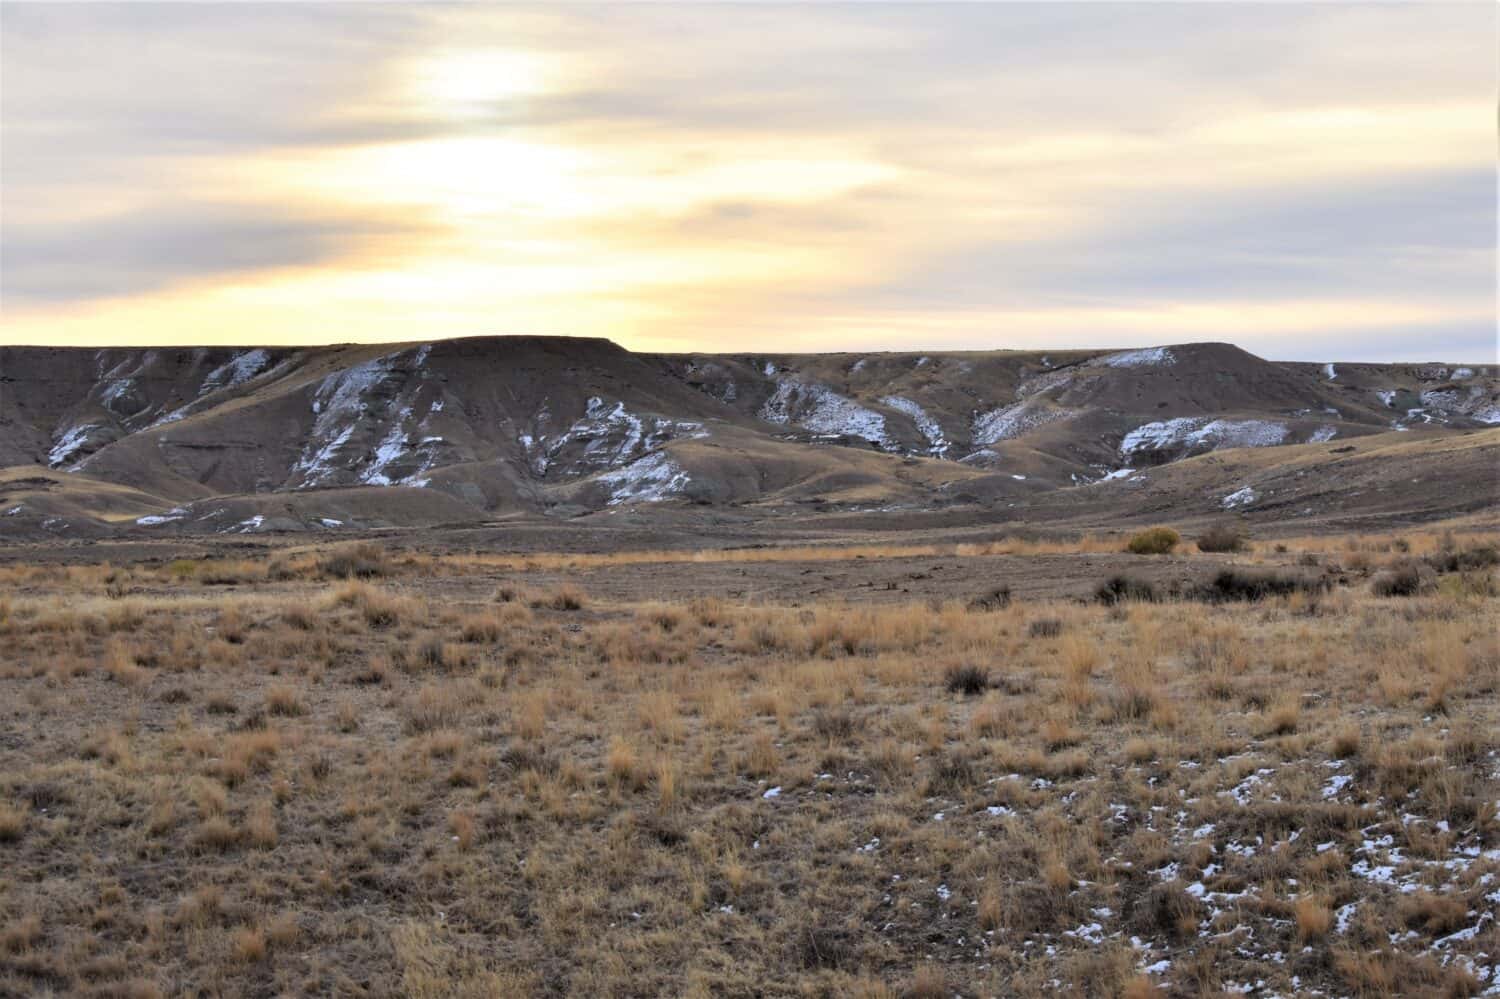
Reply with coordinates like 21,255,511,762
1,3,1495,362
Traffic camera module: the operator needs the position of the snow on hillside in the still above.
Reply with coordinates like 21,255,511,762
1121,417,1288,457
202,349,273,393
596,451,692,504
881,396,948,455
1099,347,1174,368
292,347,435,488
971,399,1070,446
522,397,707,477
1222,485,1258,508
48,424,103,468
760,379,889,447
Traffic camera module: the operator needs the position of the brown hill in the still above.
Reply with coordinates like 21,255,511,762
1,336,1495,538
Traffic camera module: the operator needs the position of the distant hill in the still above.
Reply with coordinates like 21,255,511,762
1,336,1496,537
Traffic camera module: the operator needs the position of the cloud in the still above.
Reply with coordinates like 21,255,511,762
2,201,436,304
0,3,1493,360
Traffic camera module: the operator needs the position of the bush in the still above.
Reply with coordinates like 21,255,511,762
966,586,1011,612
1027,617,1063,639
1191,568,1328,603
1126,527,1180,555
317,543,389,580
532,585,586,611
943,664,989,696
1424,544,1499,574
1196,523,1248,553
1371,562,1429,598
1096,575,1160,605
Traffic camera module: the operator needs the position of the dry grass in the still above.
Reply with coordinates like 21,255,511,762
0,533,1495,996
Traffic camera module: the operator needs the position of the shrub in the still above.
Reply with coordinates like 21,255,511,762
1371,563,1427,598
0,804,24,843
1294,897,1332,941
316,543,389,580
1126,527,1180,555
1424,544,1499,574
415,638,449,671
796,921,858,971
532,586,586,611
1096,575,1160,605
966,586,1011,612
1191,569,1328,603
1195,523,1247,553
1028,617,1063,639
403,683,468,734
943,664,989,696
265,686,303,716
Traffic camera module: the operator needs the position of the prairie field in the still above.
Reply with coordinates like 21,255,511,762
0,531,1497,998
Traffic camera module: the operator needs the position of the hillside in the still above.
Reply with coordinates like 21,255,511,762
1,337,1495,538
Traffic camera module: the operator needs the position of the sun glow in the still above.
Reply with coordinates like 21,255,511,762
410,48,556,115
2,5,1492,359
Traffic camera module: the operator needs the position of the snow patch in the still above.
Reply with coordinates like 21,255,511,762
202,349,271,394
1122,417,1288,456
971,399,1070,446
596,451,692,505
1100,347,1175,368
760,379,889,447
1222,487,1258,509
48,424,102,468
135,508,187,526
881,395,948,454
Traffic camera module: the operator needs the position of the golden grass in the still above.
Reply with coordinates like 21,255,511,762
0,536,1494,996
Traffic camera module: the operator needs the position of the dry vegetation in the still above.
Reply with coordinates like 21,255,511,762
0,532,1497,997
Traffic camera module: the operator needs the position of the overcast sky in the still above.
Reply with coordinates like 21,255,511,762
2,3,1495,361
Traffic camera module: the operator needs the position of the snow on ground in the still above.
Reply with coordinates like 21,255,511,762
1376,390,1397,408
1099,347,1175,368
523,397,707,477
1121,417,1288,456
971,399,1070,446
1015,367,1075,399
760,379,889,447
48,424,102,468
361,418,419,486
1222,486,1257,509
289,346,453,488
1420,385,1500,424
880,396,948,454
1307,425,1338,443
595,451,692,505
135,508,188,526
1323,363,1337,380
202,349,272,394
291,425,355,487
